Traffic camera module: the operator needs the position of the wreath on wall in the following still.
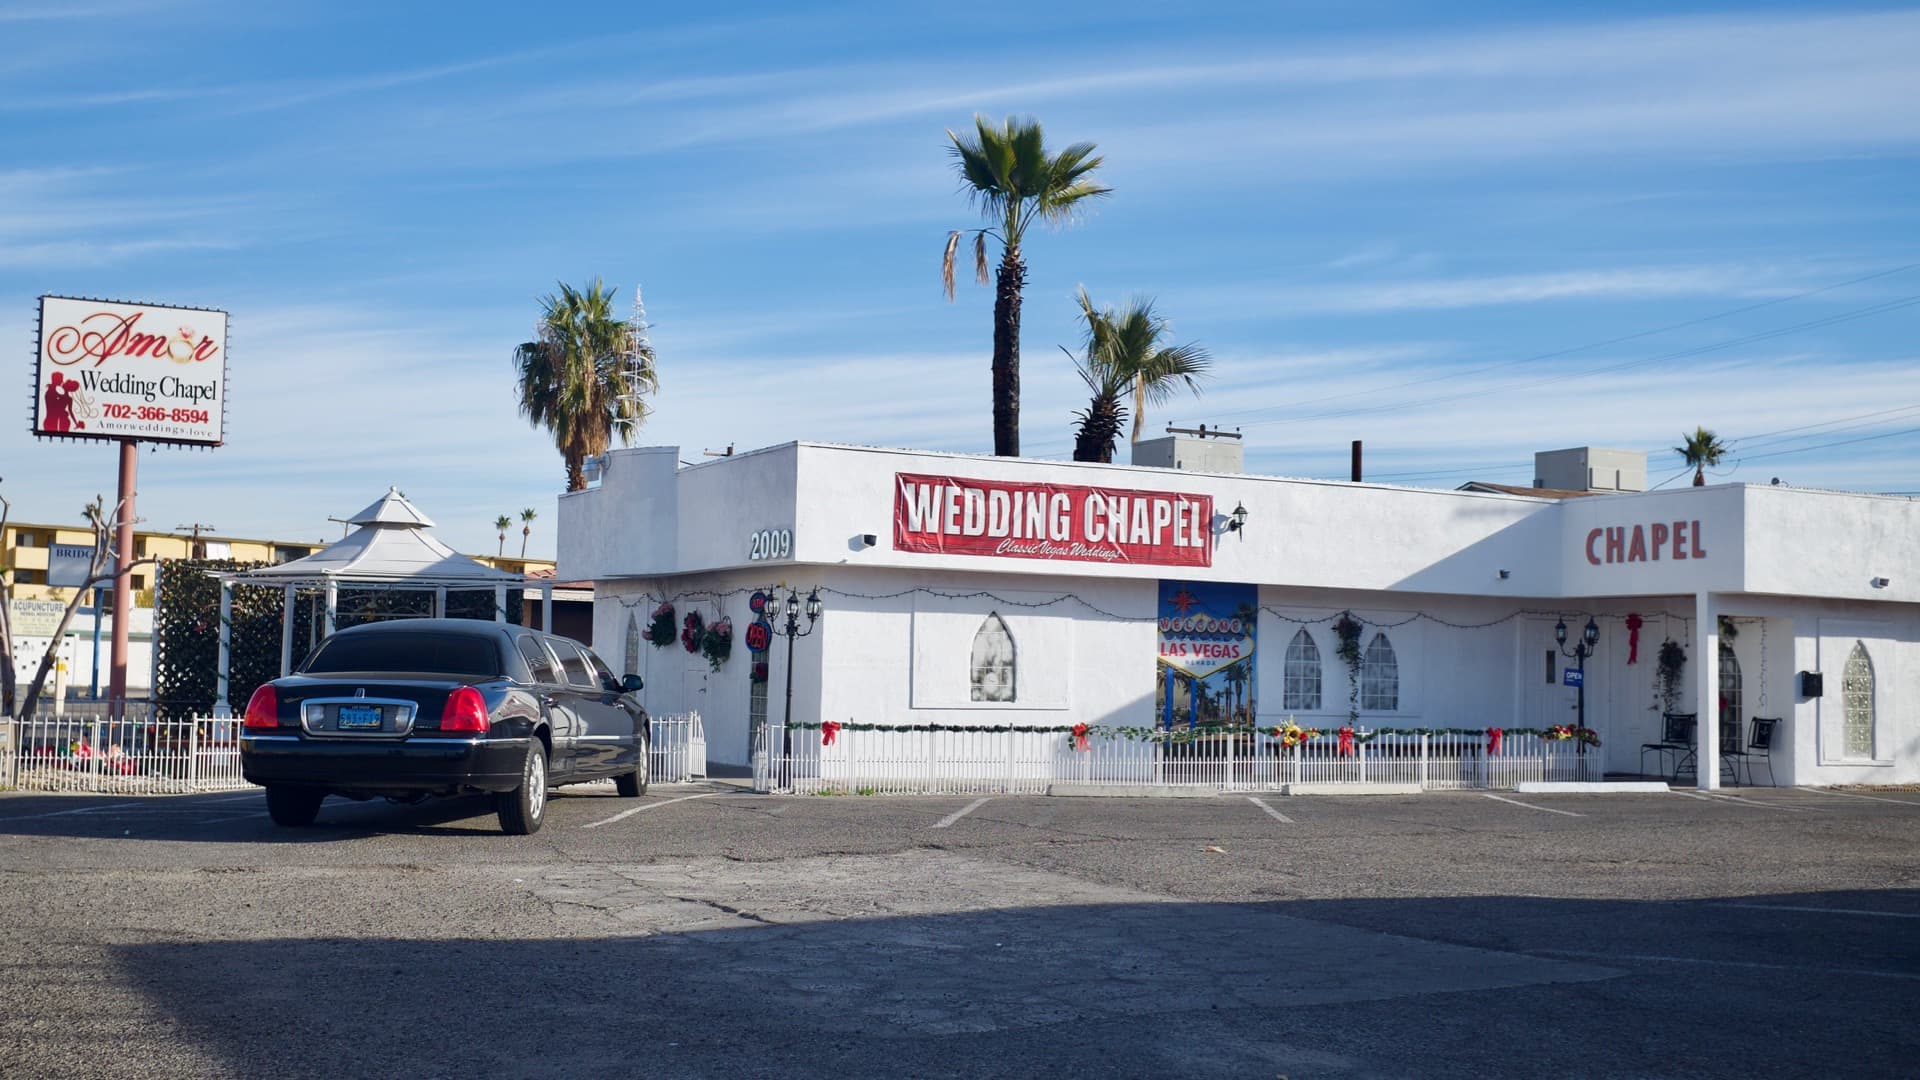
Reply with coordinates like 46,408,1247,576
1333,611,1364,725
702,617,733,672
680,610,705,654
645,602,677,648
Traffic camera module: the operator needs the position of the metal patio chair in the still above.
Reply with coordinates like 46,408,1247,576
1724,717,1780,787
1640,712,1696,780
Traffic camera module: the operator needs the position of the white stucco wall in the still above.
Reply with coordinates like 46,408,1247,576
562,441,1920,784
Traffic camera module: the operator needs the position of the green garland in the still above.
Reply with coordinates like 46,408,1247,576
782,720,1597,745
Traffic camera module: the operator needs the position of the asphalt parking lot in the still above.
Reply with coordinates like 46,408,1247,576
1,783,1917,1079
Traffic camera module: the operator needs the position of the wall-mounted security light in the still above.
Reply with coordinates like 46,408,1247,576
1227,503,1248,533
1871,576,1891,589
860,533,877,548
1498,569,1511,580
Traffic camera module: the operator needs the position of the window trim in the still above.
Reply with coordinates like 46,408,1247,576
1359,632,1400,713
1282,627,1322,712
968,612,1017,704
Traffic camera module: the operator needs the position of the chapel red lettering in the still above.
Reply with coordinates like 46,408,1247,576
1584,520,1708,565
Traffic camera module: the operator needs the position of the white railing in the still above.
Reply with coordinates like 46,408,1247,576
752,724,1600,795
650,711,705,784
1,708,710,795
4,709,248,795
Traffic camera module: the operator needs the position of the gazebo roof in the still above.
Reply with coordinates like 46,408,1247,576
222,488,520,588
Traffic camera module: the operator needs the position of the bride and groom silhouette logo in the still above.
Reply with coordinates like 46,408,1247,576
41,373,96,434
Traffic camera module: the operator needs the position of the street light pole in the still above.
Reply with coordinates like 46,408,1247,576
1555,616,1601,731
762,587,821,788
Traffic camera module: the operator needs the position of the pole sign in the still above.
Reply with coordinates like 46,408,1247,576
32,296,229,446
894,473,1213,567
46,544,95,588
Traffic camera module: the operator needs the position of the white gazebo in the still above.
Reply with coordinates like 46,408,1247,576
209,489,536,715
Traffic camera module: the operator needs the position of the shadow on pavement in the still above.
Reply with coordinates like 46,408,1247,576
29,888,1918,1079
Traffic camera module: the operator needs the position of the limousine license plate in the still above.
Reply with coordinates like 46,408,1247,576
337,704,382,730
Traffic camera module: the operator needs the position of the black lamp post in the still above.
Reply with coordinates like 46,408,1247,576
762,587,822,785
1555,616,1601,732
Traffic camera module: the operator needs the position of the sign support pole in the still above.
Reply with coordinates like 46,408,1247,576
108,437,137,719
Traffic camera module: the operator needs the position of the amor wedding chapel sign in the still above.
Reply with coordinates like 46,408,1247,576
893,473,1214,568
32,296,229,446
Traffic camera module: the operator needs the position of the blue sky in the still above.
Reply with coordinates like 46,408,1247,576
2,1,1916,559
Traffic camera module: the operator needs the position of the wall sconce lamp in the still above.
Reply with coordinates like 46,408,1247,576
1871,576,1891,589
1227,502,1248,533
860,533,877,548
1498,569,1511,580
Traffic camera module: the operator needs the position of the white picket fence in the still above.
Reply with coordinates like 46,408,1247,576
752,724,1599,795
2,708,707,795
1,708,247,795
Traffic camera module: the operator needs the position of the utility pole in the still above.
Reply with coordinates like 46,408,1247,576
176,522,217,560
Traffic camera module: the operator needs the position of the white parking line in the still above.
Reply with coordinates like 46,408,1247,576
1481,793,1582,817
932,797,992,829
0,801,143,822
1713,902,1920,920
581,791,723,829
1688,791,1810,812
1247,796,1294,823
1817,789,1920,807
1535,948,1920,982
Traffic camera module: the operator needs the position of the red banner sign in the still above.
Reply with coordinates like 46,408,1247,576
894,473,1213,567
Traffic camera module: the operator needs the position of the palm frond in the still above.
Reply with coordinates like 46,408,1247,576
972,232,988,285
942,230,961,300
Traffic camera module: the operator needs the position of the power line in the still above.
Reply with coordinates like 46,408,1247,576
1204,262,1920,424
1235,293,1920,429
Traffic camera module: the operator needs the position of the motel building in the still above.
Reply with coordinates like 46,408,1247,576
558,436,1920,790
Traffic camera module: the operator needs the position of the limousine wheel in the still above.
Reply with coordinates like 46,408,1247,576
615,749,648,798
265,785,324,827
497,741,548,835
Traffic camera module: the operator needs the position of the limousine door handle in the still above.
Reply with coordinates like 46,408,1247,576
540,694,558,707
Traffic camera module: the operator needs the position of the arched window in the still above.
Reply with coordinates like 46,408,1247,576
624,612,641,678
1718,641,1742,728
1843,641,1875,759
970,613,1016,703
1359,633,1398,712
1283,628,1322,711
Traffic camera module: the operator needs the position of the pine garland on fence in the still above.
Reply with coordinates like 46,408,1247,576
779,719,1599,746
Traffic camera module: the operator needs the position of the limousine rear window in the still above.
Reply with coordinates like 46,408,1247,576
303,633,500,678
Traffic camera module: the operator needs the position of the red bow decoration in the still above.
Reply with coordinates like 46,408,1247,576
1337,726,1355,757
1071,722,1091,751
822,720,841,746
1625,613,1643,665
1488,727,1504,756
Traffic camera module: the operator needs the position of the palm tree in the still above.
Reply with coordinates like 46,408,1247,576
1675,426,1728,487
1068,289,1210,463
493,514,512,557
513,279,657,491
519,507,537,558
942,115,1109,457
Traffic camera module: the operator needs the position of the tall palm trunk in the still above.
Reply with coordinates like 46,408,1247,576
1693,466,1705,487
991,247,1027,457
564,452,585,492
520,527,530,558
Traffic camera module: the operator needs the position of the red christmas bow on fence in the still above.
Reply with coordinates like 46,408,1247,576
1071,722,1091,751
1625,613,1643,665
822,720,841,747
1488,727,1504,756
1337,726,1355,757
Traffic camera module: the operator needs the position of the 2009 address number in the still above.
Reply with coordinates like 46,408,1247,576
748,528,792,561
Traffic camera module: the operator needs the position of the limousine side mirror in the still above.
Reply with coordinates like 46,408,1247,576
621,674,645,693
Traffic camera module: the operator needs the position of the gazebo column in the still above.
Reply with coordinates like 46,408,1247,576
541,583,553,632
279,585,295,676
214,580,233,718
324,578,338,637
434,585,447,619
494,584,508,624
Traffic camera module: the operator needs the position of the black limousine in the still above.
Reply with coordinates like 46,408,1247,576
239,620,648,834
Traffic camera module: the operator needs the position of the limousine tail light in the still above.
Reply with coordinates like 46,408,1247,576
243,685,280,729
441,687,490,733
